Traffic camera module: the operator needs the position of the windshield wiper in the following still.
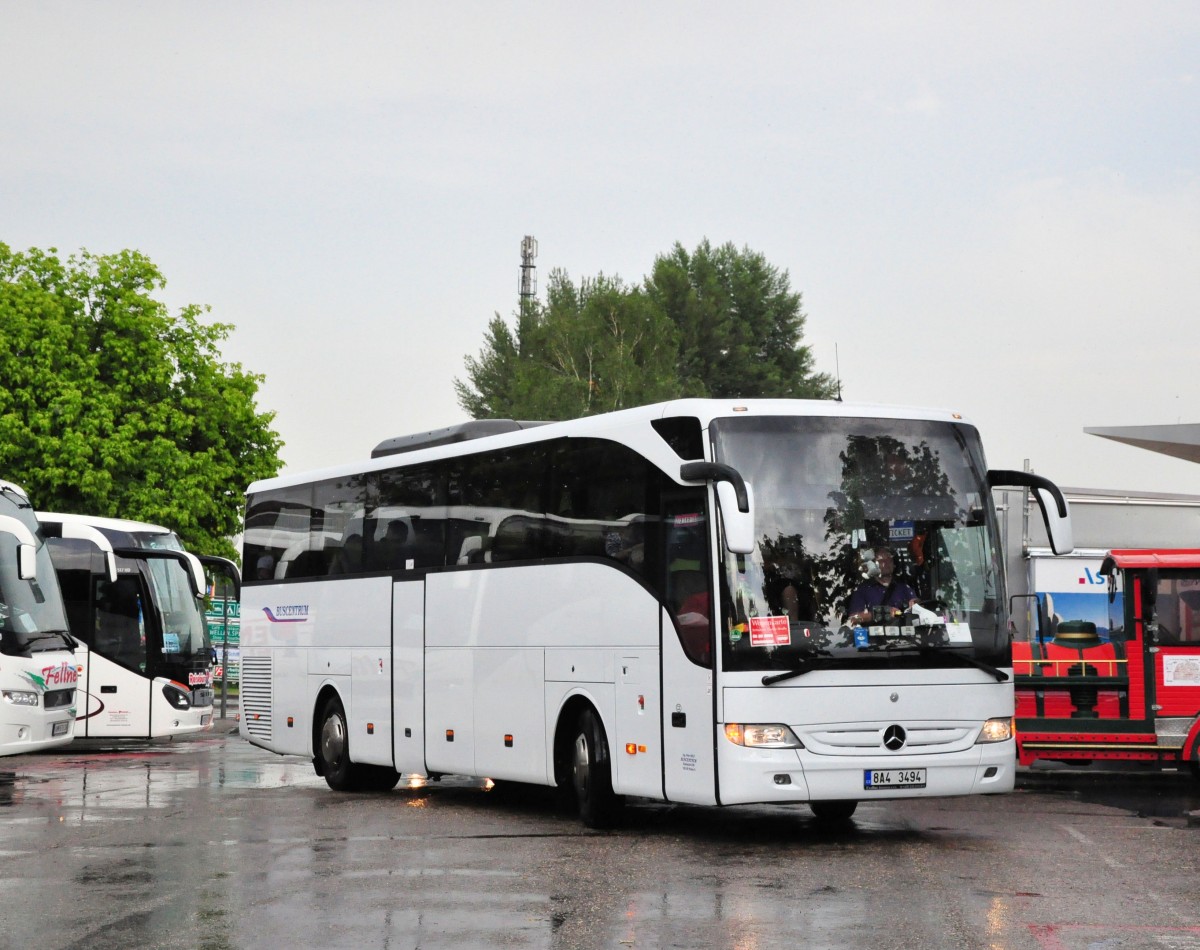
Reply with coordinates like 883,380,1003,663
761,651,833,686
18,630,78,650
917,648,1008,682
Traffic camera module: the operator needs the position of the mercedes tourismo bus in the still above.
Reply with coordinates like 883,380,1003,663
240,400,1072,825
0,481,77,755
38,513,238,740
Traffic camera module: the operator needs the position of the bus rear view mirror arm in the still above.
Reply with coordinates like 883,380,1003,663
680,462,756,554
987,469,1074,555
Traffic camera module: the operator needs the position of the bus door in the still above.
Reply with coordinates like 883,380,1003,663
78,570,155,738
391,579,426,774
660,501,718,806
1143,570,1200,734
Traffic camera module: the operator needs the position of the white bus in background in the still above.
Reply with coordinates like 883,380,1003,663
240,400,1072,826
38,513,239,740
0,481,77,755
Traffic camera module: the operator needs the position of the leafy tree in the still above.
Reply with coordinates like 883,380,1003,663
456,240,836,420
0,243,282,560
456,270,680,420
645,240,837,400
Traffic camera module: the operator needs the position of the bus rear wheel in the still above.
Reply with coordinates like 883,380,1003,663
810,800,858,822
315,695,399,792
571,708,622,829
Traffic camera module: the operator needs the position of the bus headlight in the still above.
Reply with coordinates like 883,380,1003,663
975,717,1013,743
2,690,39,707
724,723,804,749
161,684,192,710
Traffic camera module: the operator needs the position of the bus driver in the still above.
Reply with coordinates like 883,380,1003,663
846,545,918,625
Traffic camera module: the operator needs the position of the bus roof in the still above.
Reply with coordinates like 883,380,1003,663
0,480,31,502
1102,549,1200,571
38,511,173,537
248,398,977,495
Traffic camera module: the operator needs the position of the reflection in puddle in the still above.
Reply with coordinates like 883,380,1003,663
0,738,326,817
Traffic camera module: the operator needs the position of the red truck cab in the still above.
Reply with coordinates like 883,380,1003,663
1014,549,1200,774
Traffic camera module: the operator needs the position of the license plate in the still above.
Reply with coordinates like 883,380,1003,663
52,721,70,737
864,768,926,789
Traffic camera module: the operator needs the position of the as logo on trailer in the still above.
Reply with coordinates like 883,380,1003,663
1078,568,1106,586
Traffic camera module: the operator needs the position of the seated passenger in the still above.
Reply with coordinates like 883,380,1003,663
764,557,818,621
329,534,364,574
845,545,918,625
376,521,409,571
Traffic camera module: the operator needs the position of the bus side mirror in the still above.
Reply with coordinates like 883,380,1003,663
680,461,755,555
52,519,120,582
717,480,755,555
17,543,37,580
0,515,40,580
183,553,206,599
196,554,242,600
988,470,1073,555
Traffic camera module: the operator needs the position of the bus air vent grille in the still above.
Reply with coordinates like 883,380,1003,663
240,656,273,739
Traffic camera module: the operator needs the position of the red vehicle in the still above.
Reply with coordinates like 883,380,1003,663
1014,549,1200,775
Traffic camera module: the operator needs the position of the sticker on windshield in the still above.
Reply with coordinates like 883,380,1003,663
749,615,790,647
162,632,181,653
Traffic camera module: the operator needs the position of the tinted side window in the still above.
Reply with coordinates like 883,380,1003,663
319,475,371,576
370,465,445,571
451,444,550,563
244,484,316,581
550,439,655,571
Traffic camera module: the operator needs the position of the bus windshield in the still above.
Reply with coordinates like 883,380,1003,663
145,557,208,659
0,494,72,657
711,415,1006,672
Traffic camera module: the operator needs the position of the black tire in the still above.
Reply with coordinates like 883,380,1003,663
316,695,356,791
315,696,400,792
570,708,622,828
359,764,402,792
810,800,858,822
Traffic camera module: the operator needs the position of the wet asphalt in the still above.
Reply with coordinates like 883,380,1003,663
2,725,1199,950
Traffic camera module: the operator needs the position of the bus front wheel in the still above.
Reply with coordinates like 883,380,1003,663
315,695,399,792
571,708,622,829
810,800,858,822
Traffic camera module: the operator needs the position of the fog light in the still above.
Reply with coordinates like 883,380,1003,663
976,717,1013,744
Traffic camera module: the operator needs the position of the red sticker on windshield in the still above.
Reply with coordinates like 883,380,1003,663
749,615,791,647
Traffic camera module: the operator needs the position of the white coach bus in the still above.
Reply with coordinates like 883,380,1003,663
38,513,239,740
0,481,77,755
240,400,1072,825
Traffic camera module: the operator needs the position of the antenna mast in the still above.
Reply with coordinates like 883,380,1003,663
519,235,538,301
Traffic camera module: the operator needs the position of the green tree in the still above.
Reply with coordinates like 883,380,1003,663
457,240,836,420
644,240,837,400
456,270,680,420
0,243,282,560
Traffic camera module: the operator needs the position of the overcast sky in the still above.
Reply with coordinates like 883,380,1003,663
3,3,1198,495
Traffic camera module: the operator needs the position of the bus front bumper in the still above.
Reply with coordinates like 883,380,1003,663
716,739,1015,805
